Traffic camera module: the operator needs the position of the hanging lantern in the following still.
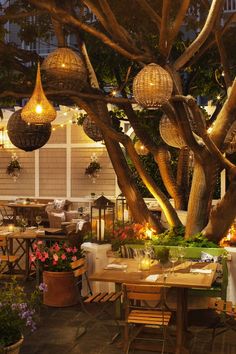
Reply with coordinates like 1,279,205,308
133,63,173,108
134,140,149,155
42,47,87,90
21,63,56,125
159,115,186,148
91,195,115,243
82,116,103,142
116,194,131,228
7,109,51,152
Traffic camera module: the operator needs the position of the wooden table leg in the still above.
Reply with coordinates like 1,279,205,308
176,287,189,354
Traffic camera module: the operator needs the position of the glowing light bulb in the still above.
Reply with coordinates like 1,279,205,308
35,104,43,114
60,124,64,128
52,127,56,131
217,95,221,100
61,63,66,68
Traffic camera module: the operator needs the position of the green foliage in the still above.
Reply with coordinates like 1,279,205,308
0,278,44,349
151,226,219,248
6,158,21,176
85,161,101,176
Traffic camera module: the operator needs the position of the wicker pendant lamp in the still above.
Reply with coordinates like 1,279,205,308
7,109,51,152
82,116,103,142
42,47,87,90
21,63,56,125
133,63,173,108
134,140,149,155
159,115,186,148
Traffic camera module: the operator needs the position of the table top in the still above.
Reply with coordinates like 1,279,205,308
89,258,217,289
7,203,47,208
0,227,63,239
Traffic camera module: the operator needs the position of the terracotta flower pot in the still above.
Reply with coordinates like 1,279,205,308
43,271,78,307
3,336,24,354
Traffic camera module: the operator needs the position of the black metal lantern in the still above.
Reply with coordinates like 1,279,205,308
91,195,115,243
7,109,51,152
116,194,130,227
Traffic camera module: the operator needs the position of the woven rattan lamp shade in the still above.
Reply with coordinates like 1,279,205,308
42,47,87,90
82,116,103,142
21,63,56,125
134,140,149,155
7,109,51,152
159,115,186,148
133,63,173,108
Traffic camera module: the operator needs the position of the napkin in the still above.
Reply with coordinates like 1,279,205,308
190,268,212,274
105,264,127,270
145,274,159,282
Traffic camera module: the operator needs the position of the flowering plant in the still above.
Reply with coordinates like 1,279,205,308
0,278,46,349
30,240,83,272
111,223,157,251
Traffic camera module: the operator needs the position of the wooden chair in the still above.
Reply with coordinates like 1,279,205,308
71,258,122,342
122,283,172,354
208,298,236,350
0,237,19,275
0,205,14,225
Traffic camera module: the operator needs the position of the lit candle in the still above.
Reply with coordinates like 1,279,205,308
8,224,14,232
139,256,151,271
96,219,105,242
124,210,129,222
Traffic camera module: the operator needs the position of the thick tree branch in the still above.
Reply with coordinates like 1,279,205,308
73,97,181,228
29,0,154,62
159,0,170,57
215,30,232,89
136,0,161,30
174,0,224,70
169,0,190,47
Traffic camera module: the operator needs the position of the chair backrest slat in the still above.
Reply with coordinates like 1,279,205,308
71,257,87,277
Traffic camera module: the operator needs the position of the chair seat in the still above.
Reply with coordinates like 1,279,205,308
84,291,122,304
128,309,171,326
208,298,236,317
0,255,18,263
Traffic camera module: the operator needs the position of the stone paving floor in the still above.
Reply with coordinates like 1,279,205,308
20,301,236,354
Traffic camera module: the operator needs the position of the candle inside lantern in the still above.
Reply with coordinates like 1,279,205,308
8,224,14,232
139,256,151,271
96,219,105,242
124,209,129,222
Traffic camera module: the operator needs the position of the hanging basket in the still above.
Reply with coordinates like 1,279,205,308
42,47,87,90
159,115,186,148
7,109,51,152
133,63,173,108
82,116,103,142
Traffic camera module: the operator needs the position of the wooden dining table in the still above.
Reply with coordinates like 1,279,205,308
7,202,47,226
89,258,217,354
0,227,65,279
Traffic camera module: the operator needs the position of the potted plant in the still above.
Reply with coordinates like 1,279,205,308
0,278,45,353
6,154,22,182
85,153,101,183
30,240,83,307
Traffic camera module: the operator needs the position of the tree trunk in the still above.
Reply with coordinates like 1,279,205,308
154,145,186,210
185,161,210,237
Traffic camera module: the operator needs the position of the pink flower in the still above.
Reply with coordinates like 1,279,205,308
72,247,78,253
53,243,60,252
66,247,72,253
43,252,49,259
61,253,67,260
52,260,57,265
72,256,77,261
37,240,43,245
40,257,46,262
30,255,36,262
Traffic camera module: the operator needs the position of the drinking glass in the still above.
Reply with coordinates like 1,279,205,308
21,217,28,232
133,249,142,271
169,249,179,275
178,246,186,264
35,215,42,228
